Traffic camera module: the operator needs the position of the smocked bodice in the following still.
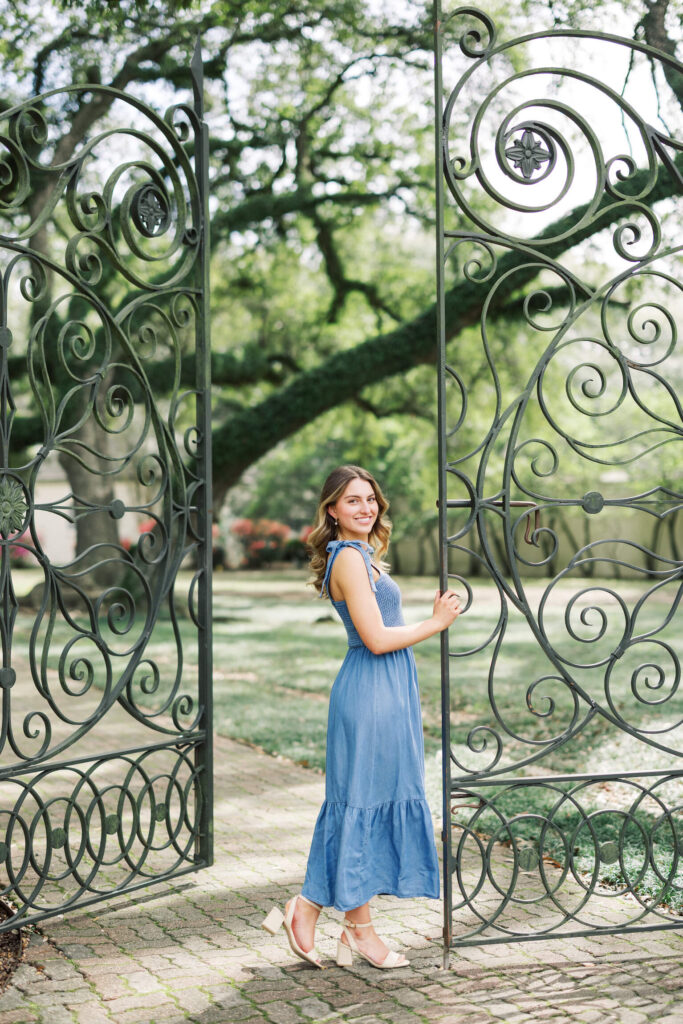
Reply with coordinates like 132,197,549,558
321,540,405,648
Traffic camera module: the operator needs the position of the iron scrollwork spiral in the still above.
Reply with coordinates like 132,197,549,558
436,5,682,944
0,56,212,928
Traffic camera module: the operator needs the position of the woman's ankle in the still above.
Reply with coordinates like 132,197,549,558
299,894,321,912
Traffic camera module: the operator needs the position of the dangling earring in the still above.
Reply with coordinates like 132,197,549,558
329,514,338,535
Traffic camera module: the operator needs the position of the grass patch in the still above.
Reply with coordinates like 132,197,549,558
455,781,683,914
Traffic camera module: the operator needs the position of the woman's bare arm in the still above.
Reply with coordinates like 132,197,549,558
329,547,461,655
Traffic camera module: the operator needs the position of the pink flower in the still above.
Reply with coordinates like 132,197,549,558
231,518,254,537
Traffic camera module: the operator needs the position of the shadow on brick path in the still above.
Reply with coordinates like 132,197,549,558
0,731,680,1024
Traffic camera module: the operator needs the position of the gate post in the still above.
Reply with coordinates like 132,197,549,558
433,0,453,968
191,39,214,870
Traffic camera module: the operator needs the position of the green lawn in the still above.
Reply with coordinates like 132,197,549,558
207,569,680,774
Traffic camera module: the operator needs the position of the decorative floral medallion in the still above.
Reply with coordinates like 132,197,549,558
504,128,552,180
131,183,171,237
0,477,27,538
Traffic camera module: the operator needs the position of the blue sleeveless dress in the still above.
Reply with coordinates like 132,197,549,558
301,539,440,911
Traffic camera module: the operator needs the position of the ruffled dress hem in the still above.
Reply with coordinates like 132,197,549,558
301,795,440,911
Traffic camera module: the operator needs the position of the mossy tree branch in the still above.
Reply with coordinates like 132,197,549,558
210,153,683,509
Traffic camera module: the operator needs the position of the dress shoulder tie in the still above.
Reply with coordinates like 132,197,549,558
320,539,377,597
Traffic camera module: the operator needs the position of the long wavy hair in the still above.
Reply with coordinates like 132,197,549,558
307,465,392,595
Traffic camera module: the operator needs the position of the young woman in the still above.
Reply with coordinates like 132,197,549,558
262,465,461,969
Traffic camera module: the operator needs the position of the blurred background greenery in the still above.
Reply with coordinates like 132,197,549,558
3,0,680,572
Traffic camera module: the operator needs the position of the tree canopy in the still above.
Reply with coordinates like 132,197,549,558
0,0,681,531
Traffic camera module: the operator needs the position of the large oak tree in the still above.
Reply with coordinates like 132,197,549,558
1,0,681,524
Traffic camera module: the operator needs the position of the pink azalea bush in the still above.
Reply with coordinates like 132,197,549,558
230,518,310,568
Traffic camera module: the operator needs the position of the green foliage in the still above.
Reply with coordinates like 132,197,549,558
223,384,442,565
465,783,683,914
1,0,681,531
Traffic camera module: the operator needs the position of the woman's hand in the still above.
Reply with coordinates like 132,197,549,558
432,588,462,630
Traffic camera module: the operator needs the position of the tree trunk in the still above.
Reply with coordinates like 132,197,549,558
56,390,121,592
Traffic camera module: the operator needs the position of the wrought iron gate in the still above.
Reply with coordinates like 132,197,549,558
0,44,212,930
435,6,682,952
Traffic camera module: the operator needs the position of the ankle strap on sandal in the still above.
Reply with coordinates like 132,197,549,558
299,894,322,910
343,918,372,928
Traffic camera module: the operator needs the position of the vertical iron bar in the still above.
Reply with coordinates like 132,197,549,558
191,38,214,868
433,0,452,970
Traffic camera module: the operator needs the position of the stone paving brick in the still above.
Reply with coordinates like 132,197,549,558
296,996,333,1018
343,1017,385,1024
99,992,177,1016
77,957,135,977
358,1000,408,1018
37,961,81,983
376,1011,425,1024
260,1005,306,1024
121,970,169,993
70,1006,114,1024
617,1012,649,1024
85,973,131,999
115,1006,180,1024
390,987,436,1009
0,1014,40,1024
200,1010,267,1024
36,1008,75,1024
55,945,95,960
423,1010,493,1023
0,989,29,1012
38,990,94,1006
484,1001,525,1017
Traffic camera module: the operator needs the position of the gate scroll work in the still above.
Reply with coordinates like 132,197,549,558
434,7,682,952
0,46,212,930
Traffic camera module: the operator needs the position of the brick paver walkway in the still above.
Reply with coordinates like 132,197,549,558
0,732,681,1024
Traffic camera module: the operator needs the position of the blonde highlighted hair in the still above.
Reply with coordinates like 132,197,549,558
307,465,392,596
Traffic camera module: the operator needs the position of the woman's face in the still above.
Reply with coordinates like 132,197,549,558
328,477,378,541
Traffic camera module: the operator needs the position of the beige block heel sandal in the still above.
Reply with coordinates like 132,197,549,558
336,918,409,969
261,894,324,969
